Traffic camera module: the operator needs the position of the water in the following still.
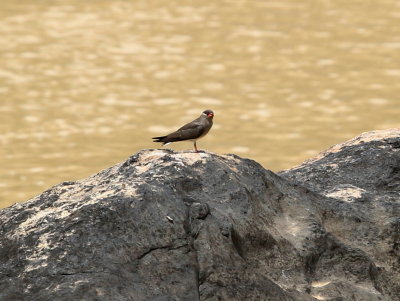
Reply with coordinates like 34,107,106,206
1,0,400,208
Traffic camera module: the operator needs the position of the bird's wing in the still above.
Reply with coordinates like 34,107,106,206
165,124,206,142
177,117,202,131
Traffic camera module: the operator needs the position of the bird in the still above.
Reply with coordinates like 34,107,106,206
152,109,214,152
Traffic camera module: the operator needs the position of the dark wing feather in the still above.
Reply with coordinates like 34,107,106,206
152,135,168,144
162,124,205,143
152,115,210,144
176,116,202,131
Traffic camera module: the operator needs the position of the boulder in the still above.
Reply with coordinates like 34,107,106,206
0,129,399,301
279,129,400,301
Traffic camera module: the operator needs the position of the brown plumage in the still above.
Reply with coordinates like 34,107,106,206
152,109,214,152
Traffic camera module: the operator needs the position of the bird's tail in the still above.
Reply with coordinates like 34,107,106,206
152,136,168,145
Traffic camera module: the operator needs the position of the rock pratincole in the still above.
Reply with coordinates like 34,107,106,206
152,109,214,152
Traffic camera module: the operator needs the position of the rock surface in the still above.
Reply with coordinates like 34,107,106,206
1,129,399,301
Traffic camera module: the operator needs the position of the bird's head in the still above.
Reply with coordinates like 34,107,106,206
202,109,214,119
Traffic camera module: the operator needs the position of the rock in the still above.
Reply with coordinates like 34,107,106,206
0,129,399,301
279,129,400,301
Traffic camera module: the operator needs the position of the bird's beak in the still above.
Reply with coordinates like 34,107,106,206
207,113,214,117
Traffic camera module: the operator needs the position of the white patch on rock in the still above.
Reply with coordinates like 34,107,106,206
175,152,207,165
17,209,53,235
311,280,331,287
311,294,326,300
325,184,366,202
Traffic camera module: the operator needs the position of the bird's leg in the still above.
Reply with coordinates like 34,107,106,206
194,141,199,152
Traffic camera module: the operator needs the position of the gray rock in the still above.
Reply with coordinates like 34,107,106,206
0,129,399,301
279,129,400,301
